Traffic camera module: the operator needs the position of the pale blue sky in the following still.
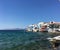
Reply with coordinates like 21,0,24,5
0,0,60,29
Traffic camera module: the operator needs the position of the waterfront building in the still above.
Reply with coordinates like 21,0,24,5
38,22,44,29
27,24,39,32
48,21,60,33
32,24,39,32
27,21,60,33
38,22,48,32
27,24,34,31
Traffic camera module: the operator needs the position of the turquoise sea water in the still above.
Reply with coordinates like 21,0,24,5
0,30,59,50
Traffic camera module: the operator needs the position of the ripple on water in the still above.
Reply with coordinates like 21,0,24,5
0,30,59,50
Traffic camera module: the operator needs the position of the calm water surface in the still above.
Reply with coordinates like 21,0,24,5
0,30,59,50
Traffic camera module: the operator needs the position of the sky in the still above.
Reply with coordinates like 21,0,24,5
0,0,60,29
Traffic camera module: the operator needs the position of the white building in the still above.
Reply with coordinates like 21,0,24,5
27,24,39,32
37,22,48,32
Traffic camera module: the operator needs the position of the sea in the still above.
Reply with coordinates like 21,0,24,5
0,30,59,50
